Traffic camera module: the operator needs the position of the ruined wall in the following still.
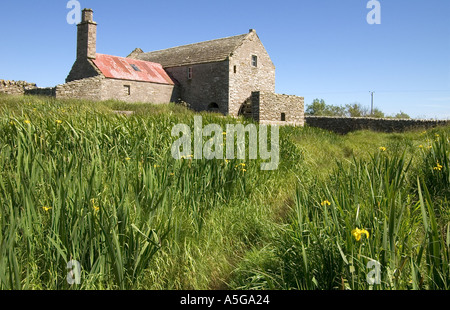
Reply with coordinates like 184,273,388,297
252,91,305,126
229,30,276,117
165,61,230,113
306,116,450,134
0,80,37,95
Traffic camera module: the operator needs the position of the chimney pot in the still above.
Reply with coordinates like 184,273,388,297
82,8,94,22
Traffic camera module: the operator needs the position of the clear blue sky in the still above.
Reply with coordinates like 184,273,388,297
1,0,450,119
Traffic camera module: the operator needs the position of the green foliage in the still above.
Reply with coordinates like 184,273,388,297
306,98,411,119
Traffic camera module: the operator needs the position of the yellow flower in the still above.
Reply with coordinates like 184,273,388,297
90,198,100,212
321,200,331,206
42,206,52,212
418,145,423,149
352,228,370,241
154,164,160,168
125,157,131,161
56,120,63,124
434,161,443,171
170,173,175,176
379,147,387,152
24,120,31,124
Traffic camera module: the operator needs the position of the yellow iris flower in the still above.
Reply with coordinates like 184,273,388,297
352,228,370,241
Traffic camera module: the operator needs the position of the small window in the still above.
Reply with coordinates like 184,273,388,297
130,64,141,72
124,85,131,96
252,55,258,67
281,113,286,122
233,65,237,74
188,67,193,80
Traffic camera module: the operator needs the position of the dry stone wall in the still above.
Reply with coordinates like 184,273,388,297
306,116,450,134
0,80,37,95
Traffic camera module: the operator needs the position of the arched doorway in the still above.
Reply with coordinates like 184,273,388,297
207,102,220,112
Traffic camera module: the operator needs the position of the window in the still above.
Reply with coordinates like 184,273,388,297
124,85,131,96
252,55,258,67
188,67,193,80
281,113,286,122
233,65,237,74
130,64,141,72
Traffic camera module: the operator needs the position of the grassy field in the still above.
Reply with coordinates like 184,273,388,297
0,93,448,290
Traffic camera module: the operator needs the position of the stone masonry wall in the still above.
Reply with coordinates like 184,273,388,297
25,87,56,97
56,76,177,104
306,116,450,134
101,78,177,104
0,80,37,95
229,30,276,117
252,91,305,126
165,61,230,113
55,76,104,101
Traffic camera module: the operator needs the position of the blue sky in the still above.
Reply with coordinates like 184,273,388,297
1,0,449,119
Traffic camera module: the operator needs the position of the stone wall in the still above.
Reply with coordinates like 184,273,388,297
0,80,37,95
165,61,230,113
252,91,305,126
25,87,56,97
229,30,276,117
55,76,104,101
56,76,177,104
306,116,450,134
100,78,177,104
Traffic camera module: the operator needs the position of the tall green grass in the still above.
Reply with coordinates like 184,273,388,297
231,129,449,290
0,94,448,290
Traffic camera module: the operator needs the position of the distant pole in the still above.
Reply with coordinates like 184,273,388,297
370,91,374,116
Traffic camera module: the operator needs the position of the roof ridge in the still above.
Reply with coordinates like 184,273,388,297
96,53,163,66
142,33,249,55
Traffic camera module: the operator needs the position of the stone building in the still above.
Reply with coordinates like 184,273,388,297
58,9,177,104
58,8,304,125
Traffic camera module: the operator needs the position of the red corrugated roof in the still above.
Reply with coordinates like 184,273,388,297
92,53,174,85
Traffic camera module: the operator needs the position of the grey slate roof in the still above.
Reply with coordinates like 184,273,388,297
130,33,249,68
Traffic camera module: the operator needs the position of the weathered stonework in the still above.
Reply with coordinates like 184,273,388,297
229,30,276,117
164,61,230,114
252,91,305,126
56,76,104,101
4,8,306,127
306,116,450,134
100,78,177,104
0,80,37,95
56,76,176,104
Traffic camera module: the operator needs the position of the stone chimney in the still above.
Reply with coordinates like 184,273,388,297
77,8,97,60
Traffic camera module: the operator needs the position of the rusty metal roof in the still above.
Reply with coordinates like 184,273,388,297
92,53,174,85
